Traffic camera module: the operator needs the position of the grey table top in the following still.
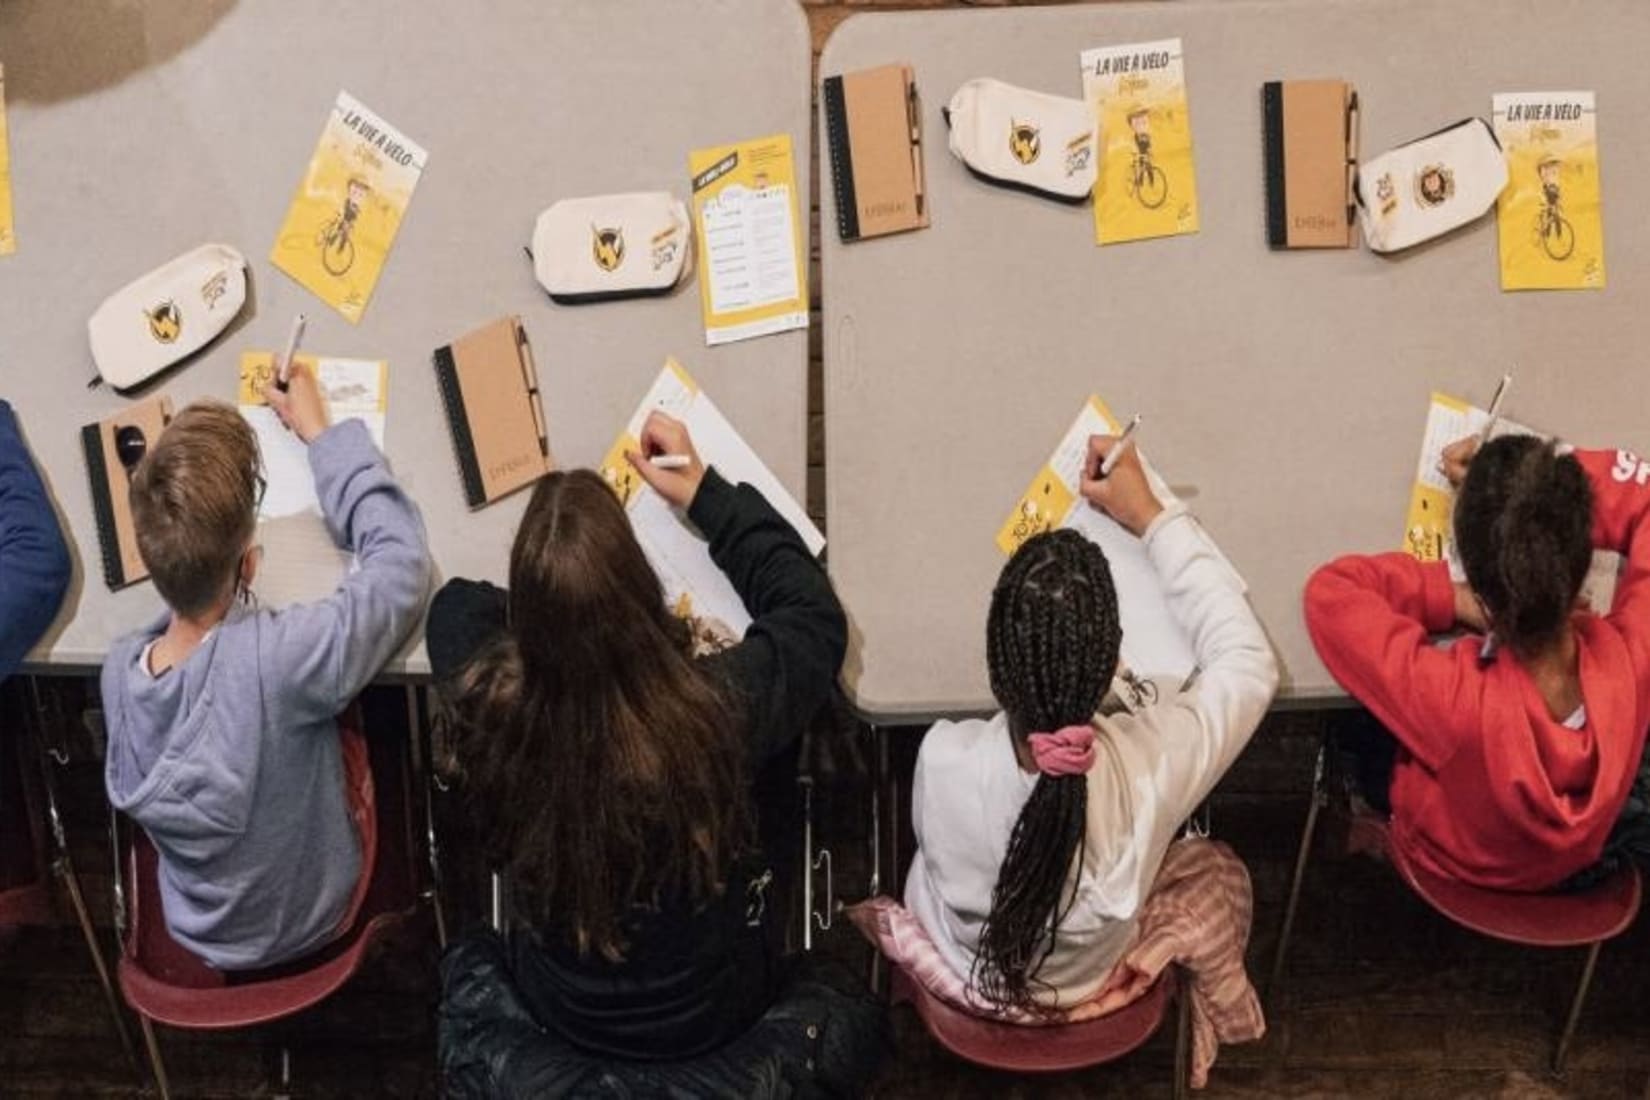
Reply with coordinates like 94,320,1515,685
0,0,812,677
821,0,1650,721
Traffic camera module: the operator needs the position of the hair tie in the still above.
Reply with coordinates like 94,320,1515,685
1026,725,1097,777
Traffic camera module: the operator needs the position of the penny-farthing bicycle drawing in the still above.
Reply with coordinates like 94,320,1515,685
1535,156,1575,261
317,177,371,276
1126,108,1169,210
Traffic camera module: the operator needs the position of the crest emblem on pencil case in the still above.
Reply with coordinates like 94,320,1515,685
592,225,625,271
1010,121,1041,165
1415,164,1454,207
145,300,182,344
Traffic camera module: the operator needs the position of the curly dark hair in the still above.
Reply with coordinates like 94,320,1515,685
1454,435,1593,655
972,529,1122,1011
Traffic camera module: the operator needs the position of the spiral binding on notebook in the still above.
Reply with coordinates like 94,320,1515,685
1261,82,1288,249
823,75,861,242
81,423,125,589
432,345,486,509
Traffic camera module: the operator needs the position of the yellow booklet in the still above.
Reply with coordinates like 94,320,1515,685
1080,39,1200,245
688,134,808,346
996,396,1198,680
271,92,427,324
1493,91,1604,291
0,64,15,256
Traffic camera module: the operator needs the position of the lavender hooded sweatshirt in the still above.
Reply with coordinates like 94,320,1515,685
102,420,429,970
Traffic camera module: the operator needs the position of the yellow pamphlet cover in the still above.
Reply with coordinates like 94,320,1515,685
1493,91,1604,291
1081,39,1199,245
271,92,427,324
688,134,808,346
997,396,1115,557
0,65,15,256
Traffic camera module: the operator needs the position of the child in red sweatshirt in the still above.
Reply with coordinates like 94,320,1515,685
1305,435,1650,891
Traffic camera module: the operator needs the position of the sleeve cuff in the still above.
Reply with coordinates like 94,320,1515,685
1420,560,1457,633
686,466,735,529
1140,501,1190,546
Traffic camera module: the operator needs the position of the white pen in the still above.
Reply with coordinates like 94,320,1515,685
650,454,692,470
276,313,307,390
1098,414,1143,478
1479,372,1512,444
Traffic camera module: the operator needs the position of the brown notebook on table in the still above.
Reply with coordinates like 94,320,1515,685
432,315,551,509
1263,79,1358,248
81,395,173,589
824,63,929,241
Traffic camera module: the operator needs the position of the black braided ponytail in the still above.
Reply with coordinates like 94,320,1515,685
972,529,1122,1011
1454,435,1592,656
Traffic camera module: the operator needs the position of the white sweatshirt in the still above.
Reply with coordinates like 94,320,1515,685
904,506,1279,1007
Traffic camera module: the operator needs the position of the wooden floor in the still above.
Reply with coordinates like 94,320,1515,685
6,705,1650,1098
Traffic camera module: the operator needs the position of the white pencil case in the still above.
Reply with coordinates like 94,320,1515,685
532,192,693,304
943,78,1097,203
88,243,248,391
1355,118,1508,253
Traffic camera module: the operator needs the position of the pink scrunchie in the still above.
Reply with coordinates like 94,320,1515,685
1027,725,1097,777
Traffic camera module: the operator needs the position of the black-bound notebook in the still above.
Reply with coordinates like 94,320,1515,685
81,396,172,589
433,315,551,509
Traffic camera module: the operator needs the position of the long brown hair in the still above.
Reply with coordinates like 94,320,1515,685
445,470,747,959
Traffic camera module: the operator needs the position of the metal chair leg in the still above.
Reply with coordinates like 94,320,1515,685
138,1014,172,1100
1173,970,1191,1100
26,679,143,1080
407,685,449,949
1268,740,1328,998
866,722,887,996
1553,939,1603,1075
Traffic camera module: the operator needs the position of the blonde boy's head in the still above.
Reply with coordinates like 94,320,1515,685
130,401,259,618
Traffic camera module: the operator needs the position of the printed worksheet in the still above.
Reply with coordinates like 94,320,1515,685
1080,38,1200,245
689,134,808,346
238,352,388,520
1493,91,1604,291
600,360,823,637
271,92,427,323
997,397,1199,682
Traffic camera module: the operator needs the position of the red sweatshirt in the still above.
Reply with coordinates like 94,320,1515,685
1304,448,1650,891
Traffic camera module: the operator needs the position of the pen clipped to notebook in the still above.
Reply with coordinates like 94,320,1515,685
824,62,931,242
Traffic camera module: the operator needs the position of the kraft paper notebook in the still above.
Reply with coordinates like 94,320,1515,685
823,63,929,242
1263,79,1358,248
433,316,551,509
81,396,173,589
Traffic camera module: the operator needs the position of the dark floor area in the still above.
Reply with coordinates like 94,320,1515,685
4,682,1650,1098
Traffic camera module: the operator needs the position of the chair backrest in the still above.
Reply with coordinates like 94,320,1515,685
890,964,1175,1073
1390,841,1642,948
0,729,51,925
116,714,423,1029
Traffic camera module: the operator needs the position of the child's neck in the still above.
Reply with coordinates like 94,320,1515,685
151,604,231,675
1518,625,1583,723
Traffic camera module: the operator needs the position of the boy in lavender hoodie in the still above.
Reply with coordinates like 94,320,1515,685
102,366,429,970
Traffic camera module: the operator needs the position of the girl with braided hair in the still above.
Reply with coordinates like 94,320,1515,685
905,435,1278,1010
1307,434,1650,890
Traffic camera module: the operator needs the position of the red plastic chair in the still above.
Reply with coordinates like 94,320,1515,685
1271,747,1641,1076
890,963,1189,1097
114,716,424,1099
1387,833,1640,1073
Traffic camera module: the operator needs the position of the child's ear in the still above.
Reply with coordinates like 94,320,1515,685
240,545,259,589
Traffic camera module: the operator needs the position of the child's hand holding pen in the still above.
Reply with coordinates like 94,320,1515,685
263,364,330,445
1080,424,1162,537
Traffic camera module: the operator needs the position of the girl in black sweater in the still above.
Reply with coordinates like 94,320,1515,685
430,411,884,1097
